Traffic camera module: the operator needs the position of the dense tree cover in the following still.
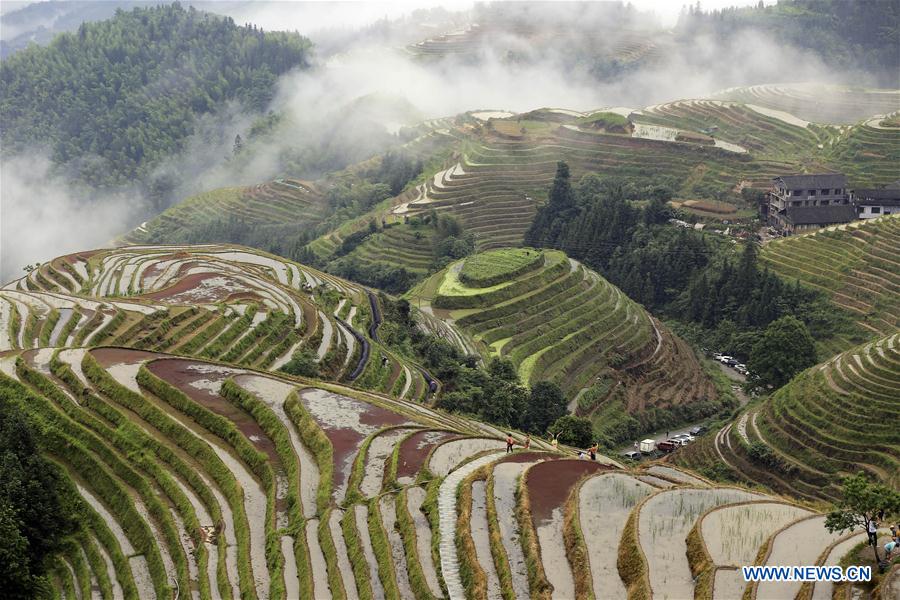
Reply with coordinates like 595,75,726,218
279,348,319,378
369,151,424,196
747,316,817,389
525,162,848,359
548,415,594,448
0,3,311,190
326,213,474,293
379,296,566,433
0,384,80,598
677,0,900,79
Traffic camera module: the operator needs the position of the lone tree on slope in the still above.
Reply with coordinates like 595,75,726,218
826,472,900,563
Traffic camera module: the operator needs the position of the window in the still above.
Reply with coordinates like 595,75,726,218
871,206,881,214
792,201,802,207
820,200,829,206
808,189,817,196
820,189,830,194
792,190,802,196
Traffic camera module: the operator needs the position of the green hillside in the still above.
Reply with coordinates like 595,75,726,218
760,214,900,356
679,332,900,502
0,244,436,402
407,248,718,421
0,3,311,190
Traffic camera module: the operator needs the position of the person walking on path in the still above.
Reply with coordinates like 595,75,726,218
550,433,559,450
506,434,514,453
524,434,531,449
589,444,597,461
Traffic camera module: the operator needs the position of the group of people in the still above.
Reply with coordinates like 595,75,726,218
504,432,600,461
868,518,900,562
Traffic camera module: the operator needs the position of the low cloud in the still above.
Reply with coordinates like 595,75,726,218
0,153,139,283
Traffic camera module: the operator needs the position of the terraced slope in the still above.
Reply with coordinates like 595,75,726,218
122,179,329,245
0,245,434,401
717,83,900,125
760,214,900,355
343,222,438,275
680,333,900,502
407,248,716,412
5,342,876,600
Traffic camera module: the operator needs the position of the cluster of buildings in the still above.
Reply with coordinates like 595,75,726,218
764,173,900,234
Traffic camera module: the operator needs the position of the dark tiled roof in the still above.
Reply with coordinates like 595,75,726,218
773,173,847,190
784,205,856,225
853,189,900,205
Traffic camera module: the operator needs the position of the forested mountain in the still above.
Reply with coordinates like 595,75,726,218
678,0,900,79
0,2,311,193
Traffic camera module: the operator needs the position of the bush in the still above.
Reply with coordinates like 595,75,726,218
549,415,593,448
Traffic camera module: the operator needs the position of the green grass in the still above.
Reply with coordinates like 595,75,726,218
458,248,542,287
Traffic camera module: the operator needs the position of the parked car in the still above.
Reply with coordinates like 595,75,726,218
726,358,740,367
673,433,695,442
668,438,689,447
657,440,678,453
689,426,706,436
718,355,734,364
622,450,642,461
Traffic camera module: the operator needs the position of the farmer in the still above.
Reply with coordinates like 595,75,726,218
589,444,597,461
524,434,531,449
506,434,514,453
577,450,586,460
550,433,559,449
868,518,879,547
885,540,899,560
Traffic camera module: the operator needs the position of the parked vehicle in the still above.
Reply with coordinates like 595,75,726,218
657,440,678,453
622,450,642,461
718,355,734,364
639,439,656,454
673,433,695,442
689,426,706,436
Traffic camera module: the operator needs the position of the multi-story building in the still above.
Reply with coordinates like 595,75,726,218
766,173,856,233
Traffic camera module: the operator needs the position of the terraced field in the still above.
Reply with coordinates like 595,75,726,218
0,245,436,401
122,180,329,245
679,333,900,503
717,83,900,125
6,343,866,600
407,248,716,413
343,222,438,275
761,214,900,355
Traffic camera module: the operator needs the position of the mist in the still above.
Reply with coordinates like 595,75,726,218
0,1,876,283
0,154,139,283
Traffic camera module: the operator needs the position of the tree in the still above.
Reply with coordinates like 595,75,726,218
747,315,817,389
525,381,568,433
826,472,900,562
548,415,593,448
279,349,319,378
232,134,244,156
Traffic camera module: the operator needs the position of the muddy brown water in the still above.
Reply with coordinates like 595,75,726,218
394,430,460,483
142,272,259,304
147,359,281,466
91,347,160,368
298,388,411,502
525,459,609,526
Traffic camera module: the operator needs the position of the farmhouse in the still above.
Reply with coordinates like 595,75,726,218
766,173,855,233
852,187,900,219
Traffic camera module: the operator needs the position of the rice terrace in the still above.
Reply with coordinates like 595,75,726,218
0,1,899,599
